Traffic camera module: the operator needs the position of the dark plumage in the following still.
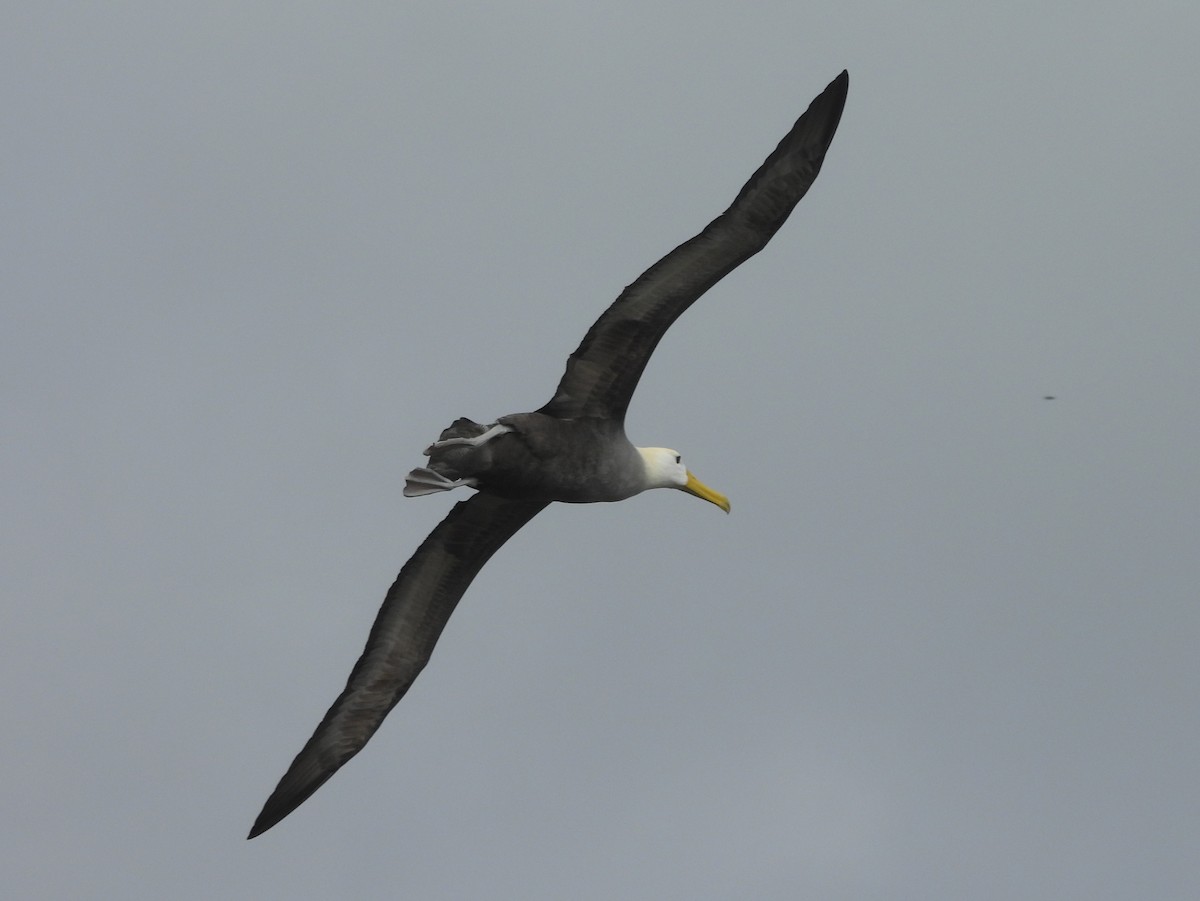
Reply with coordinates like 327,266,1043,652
249,70,848,838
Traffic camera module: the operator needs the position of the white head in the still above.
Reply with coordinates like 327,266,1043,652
637,447,731,512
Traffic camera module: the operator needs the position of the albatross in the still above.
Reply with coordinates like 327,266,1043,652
249,70,848,838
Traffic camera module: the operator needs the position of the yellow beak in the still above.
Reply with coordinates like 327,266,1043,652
684,470,731,513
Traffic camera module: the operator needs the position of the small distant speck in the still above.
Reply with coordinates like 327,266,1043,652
1043,396,1056,400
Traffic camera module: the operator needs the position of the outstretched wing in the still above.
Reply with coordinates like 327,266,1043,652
540,70,848,422
248,493,548,838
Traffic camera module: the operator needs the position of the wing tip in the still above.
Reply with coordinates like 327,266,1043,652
817,69,850,127
246,754,337,839
247,794,290,839
246,812,274,840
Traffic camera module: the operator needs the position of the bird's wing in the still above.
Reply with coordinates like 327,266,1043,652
248,492,548,838
540,70,848,422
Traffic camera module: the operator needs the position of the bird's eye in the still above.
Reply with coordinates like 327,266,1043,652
674,455,681,464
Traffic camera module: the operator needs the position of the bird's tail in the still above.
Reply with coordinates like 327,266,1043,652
403,467,477,497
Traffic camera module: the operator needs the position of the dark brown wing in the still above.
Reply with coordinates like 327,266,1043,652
248,493,548,838
540,70,848,422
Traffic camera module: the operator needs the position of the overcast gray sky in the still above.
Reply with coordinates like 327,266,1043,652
4,4,1198,899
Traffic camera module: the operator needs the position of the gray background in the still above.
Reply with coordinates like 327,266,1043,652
4,4,1197,899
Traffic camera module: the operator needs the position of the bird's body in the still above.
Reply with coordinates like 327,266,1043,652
249,70,849,838
412,414,649,503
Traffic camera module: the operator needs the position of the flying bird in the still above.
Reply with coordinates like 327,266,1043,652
249,70,848,838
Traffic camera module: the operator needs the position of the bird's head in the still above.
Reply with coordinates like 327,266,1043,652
637,447,731,513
